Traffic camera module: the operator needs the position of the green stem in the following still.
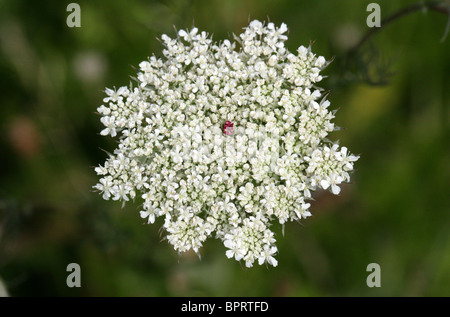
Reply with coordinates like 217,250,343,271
349,0,450,57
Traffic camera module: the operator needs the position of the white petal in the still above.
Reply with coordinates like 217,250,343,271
269,257,278,267
117,86,128,95
279,23,287,34
331,184,341,195
224,239,234,249
225,250,234,259
302,211,312,218
320,179,330,189
315,56,326,67
258,257,265,266
235,252,244,261
100,128,110,136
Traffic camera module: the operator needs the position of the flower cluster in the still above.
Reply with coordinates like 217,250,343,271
94,20,359,267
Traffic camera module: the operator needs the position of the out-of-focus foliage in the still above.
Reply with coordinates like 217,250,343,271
0,0,448,296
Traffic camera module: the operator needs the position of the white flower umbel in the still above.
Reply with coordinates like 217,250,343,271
94,20,359,267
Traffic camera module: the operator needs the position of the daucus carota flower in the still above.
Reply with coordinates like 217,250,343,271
93,20,359,267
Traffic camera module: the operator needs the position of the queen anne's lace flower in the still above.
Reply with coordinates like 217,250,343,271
94,20,359,267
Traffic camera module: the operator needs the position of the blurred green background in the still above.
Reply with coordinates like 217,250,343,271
0,0,449,296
